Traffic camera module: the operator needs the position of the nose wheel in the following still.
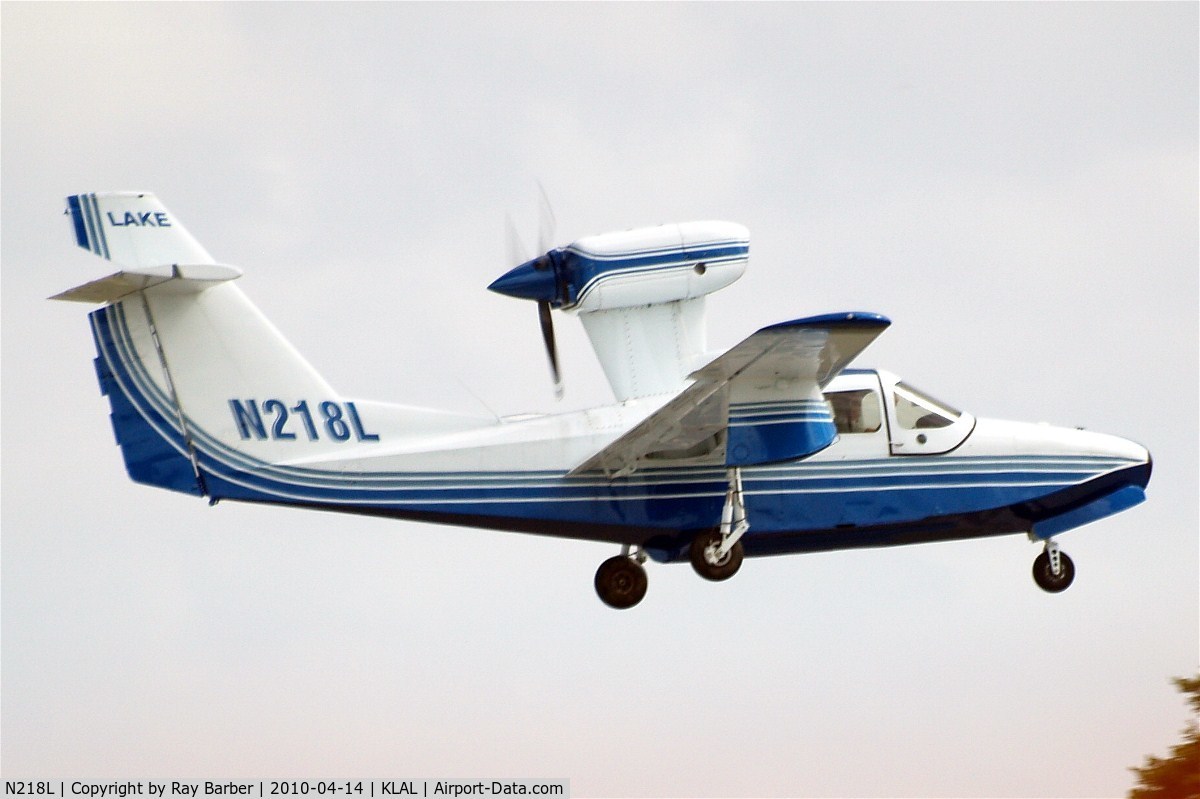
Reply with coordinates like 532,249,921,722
1032,540,1075,593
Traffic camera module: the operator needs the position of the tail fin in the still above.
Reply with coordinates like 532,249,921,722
58,191,494,504
55,193,240,304
56,192,339,497
65,192,213,268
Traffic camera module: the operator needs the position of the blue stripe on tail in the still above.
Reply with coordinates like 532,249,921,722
90,307,203,496
67,195,90,249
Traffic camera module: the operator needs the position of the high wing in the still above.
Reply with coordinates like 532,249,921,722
569,312,890,477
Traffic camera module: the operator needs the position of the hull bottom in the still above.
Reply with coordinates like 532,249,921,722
215,459,1149,564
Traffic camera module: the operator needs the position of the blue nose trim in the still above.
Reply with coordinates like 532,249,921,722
1031,484,1146,539
488,259,558,303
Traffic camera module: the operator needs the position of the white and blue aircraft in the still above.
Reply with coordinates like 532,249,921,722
55,192,1152,608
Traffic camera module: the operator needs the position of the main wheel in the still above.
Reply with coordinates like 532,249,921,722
594,555,648,609
1032,550,1075,593
689,530,744,582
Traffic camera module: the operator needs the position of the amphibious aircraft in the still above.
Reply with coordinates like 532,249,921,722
54,192,1151,608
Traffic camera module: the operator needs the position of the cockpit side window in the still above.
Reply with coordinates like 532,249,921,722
893,382,961,430
828,389,882,434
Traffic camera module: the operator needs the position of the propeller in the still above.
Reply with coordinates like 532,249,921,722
535,182,563,398
537,299,562,398
536,181,556,255
494,187,564,399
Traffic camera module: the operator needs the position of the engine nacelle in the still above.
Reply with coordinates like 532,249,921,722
567,221,749,313
488,221,749,312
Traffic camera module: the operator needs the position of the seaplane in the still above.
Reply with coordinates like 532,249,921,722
53,192,1152,608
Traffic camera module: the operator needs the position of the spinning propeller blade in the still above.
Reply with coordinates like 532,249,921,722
504,211,529,267
538,300,563,399
537,181,557,255
493,187,564,399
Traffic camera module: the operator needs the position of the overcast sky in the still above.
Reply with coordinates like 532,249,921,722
2,3,1197,797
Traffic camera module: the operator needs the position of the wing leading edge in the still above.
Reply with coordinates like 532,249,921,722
569,312,890,477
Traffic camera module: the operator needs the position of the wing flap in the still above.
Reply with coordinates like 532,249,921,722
570,382,729,477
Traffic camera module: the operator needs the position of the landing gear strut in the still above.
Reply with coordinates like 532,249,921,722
1032,539,1075,593
690,467,748,582
594,545,648,609
594,469,752,607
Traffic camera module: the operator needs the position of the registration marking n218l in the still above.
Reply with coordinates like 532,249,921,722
228,399,380,442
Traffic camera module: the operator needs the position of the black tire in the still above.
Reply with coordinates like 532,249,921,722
1032,550,1075,593
594,555,648,609
689,529,744,582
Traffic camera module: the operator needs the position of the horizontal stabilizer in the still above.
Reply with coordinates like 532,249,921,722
51,263,243,304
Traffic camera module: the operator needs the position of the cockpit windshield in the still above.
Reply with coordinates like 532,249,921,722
892,382,961,430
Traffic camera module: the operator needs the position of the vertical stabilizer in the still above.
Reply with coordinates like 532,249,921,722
59,191,496,501
67,192,213,268
60,192,339,495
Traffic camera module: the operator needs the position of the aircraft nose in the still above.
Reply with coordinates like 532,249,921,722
1076,428,1152,492
488,258,558,303
1137,447,1153,488
1079,429,1152,487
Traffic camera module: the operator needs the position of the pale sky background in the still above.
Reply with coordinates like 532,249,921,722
2,3,1197,797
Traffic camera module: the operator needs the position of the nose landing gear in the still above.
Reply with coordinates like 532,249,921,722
1032,539,1075,593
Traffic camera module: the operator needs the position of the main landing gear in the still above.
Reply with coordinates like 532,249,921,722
594,468,750,609
594,545,648,610
1032,538,1075,593
690,467,748,581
